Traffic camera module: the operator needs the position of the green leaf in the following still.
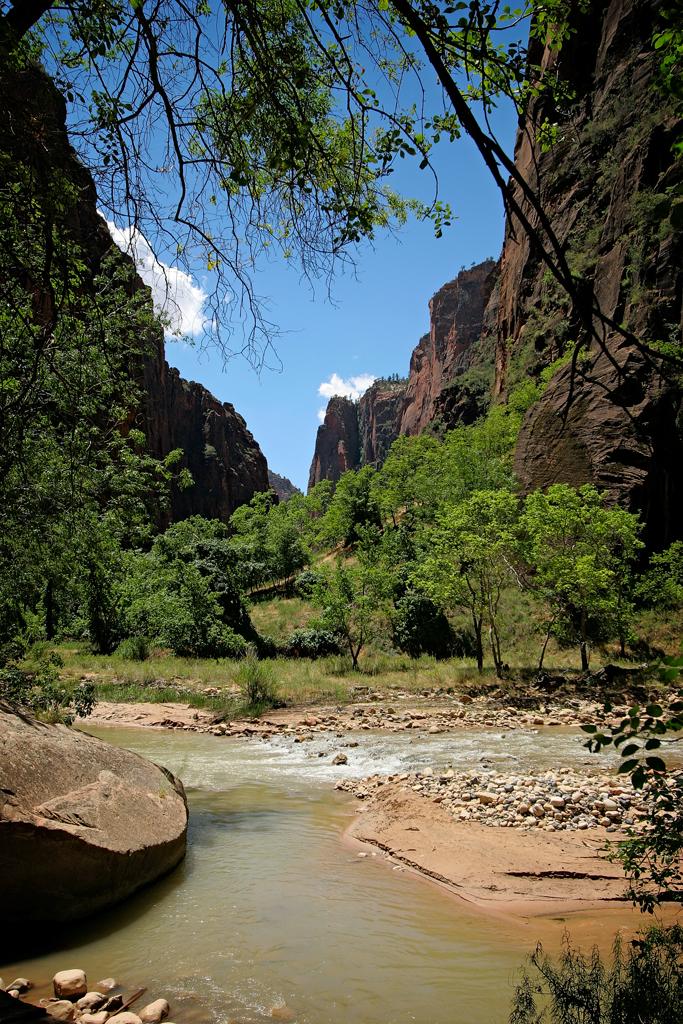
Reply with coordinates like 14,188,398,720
645,756,666,772
580,723,597,733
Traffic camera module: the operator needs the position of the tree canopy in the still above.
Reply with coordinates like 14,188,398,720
4,0,675,366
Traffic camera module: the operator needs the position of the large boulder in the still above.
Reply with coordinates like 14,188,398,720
0,702,188,923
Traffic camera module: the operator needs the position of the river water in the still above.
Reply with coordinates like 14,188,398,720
4,726,627,1024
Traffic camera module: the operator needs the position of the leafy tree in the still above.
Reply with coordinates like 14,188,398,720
0,57,188,660
391,593,456,660
412,490,520,674
319,467,381,548
1,0,660,370
115,517,256,658
312,558,391,670
519,485,643,671
373,433,443,528
636,541,683,609
509,927,683,1024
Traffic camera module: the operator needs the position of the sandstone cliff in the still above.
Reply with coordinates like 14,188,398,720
358,378,409,466
307,262,497,488
141,339,269,525
399,260,498,436
308,396,361,489
268,470,302,501
307,0,682,547
499,0,682,546
4,63,269,526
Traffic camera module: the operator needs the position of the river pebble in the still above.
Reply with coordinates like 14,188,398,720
335,766,681,833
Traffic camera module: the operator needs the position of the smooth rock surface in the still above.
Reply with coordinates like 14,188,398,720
53,972,87,1000
139,999,170,1024
0,703,188,923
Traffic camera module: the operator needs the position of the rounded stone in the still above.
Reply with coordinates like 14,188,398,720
46,1001,78,1021
77,993,107,1012
53,971,88,1000
139,999,170,1024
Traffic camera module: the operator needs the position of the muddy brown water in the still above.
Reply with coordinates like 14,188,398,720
3,726,635,1024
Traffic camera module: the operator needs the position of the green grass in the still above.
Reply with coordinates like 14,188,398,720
50,594,681,713
249,596,316,643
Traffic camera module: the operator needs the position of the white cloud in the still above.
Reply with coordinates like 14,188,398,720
318,372,376,402
105,218,208,338
317,407,327,423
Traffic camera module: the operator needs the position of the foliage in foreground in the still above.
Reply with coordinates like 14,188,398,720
583,691,683,911
509,926,683,1024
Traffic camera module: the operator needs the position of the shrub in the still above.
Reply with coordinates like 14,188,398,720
236,654,279,710
294,569,322,597
509,926,683,1024
115,635,150,661
0,647,95,725
391,593,457,659
286,627,342,658
162,619,248,659
637,541,683,609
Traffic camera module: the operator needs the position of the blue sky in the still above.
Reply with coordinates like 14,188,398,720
164,105,516,492
43,6,522,492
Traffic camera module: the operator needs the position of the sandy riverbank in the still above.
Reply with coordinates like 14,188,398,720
81,698,681,929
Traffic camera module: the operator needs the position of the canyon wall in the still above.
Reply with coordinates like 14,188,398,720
307,262,497,488
500,0,682,546
7,63,269,524
308,396,361,489
308,0,682,546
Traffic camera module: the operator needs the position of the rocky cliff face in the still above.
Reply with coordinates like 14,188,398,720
358,379,409,466
307,1,682,546
307,262,497,487
141,346,269,524
6,63,269,526
498,0,682,545
308,396,361,489
268,470,302,501
399,260,498,436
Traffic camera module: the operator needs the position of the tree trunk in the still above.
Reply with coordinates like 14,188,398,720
472,616,484,673
580,609,589,671
538,619,554,672
45,580,56,640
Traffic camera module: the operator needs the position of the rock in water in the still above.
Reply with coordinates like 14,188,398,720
138,1000,170,1024
53,973,87,1000
0,702,188,923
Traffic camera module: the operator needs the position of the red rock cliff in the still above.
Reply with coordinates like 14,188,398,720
6,63,269,525
307,261,497,487
308,396,361,489
400,260,498,435
497,0,682,545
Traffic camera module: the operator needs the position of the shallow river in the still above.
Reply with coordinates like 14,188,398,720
4,726,625,1024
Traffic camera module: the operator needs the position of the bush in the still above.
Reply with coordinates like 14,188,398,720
115,635,150,661
285,627,342,658
637,541,683,609
294,569,322,597
236,654,279,710
255,633,279,658
0,647,95,725
509,926,683,1024
162,618,248,659
391,594,457,659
